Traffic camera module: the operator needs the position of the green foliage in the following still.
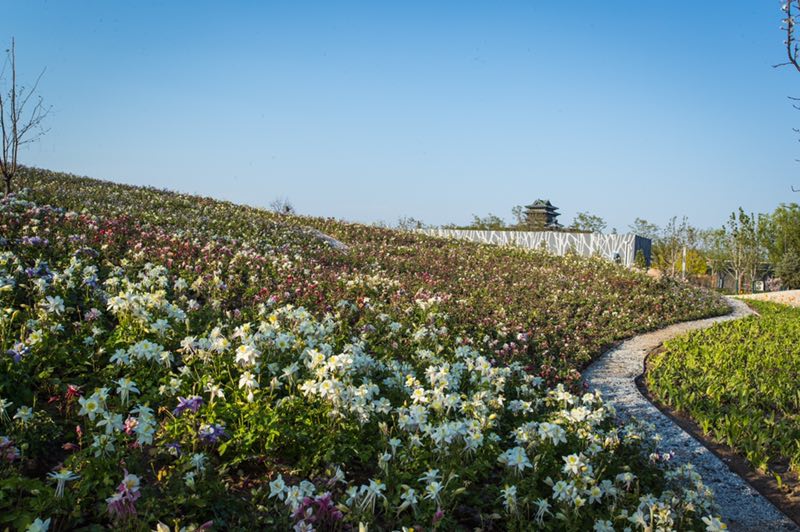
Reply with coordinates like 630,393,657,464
628,218,660,240
652,216,702,277
647,301,800,476
466,213,507,230
723,208,765,292
569,211,607,233
760,203,800,266
634,249,648,270
775,249,800,289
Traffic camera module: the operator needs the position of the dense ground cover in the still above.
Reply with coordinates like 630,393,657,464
647,300,800,483
15,168,728,384
0,168,729,530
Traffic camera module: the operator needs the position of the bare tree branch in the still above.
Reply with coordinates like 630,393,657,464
781,5,800,191
0,37,50,197
782,1,800,72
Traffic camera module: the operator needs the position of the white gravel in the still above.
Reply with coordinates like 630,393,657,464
737,289,800,308
582,297,798,531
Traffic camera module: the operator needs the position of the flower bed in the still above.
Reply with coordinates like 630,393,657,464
0,169,730,530
647,300,800,483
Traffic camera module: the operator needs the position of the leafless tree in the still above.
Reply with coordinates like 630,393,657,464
779,1,800,71
0,38,50,197
269,196,295,215
778,3,800,191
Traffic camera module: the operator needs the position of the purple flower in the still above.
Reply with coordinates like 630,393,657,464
292,492,343,527
21,236,48,246
0,437,20,463
107,470,141,521
5,343,29,363
74,246,98,257
24,262,52,280
172,396,203,416
198,423,226,444
165,442,182,456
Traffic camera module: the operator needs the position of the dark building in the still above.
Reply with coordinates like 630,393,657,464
523,199,562,230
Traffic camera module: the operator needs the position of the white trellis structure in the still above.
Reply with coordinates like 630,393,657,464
417,229,651,267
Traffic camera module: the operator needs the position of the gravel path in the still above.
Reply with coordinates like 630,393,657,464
737,289,800,307
583,298,798,531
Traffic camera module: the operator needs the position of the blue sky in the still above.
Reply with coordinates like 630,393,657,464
5,1,799,231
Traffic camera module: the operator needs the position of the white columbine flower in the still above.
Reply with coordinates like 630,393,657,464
205,381,226,403
115,378,139,406
397,486,418,513
501,484,517,513
43,295,65,315
593,519,615,532
238,371,259,402
47,468,79,497
235,344,260,367
78,395,104,421
269,474,287,500
122,472,140,492
499,446,532,474
96,411,124,435
418,468,440,483
25,518,51,532
13,405,33,424
538,422,567,445
109,348,130,366
424,480,443,503
562,453,585,475
534,498,551,524
150,318,171,336
0,397,12,423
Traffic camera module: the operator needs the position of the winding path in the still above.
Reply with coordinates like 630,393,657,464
583,298,798,531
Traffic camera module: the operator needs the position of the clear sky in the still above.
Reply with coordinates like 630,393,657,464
5,1,800,231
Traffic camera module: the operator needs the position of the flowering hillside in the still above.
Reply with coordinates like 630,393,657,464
0,168,728,530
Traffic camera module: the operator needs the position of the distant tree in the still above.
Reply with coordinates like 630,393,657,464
269,197,295,215
397,216,426,230
467,213,506,230
1,38,50,197
684,248,710,277
775,249,800,288
628,218,660,240
759,203,800,265
655,218,710,278
569,212,607,233
634,249,648,270
653,216,699,277
700,228,728,283
511,205,525,227
722,208,763,293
